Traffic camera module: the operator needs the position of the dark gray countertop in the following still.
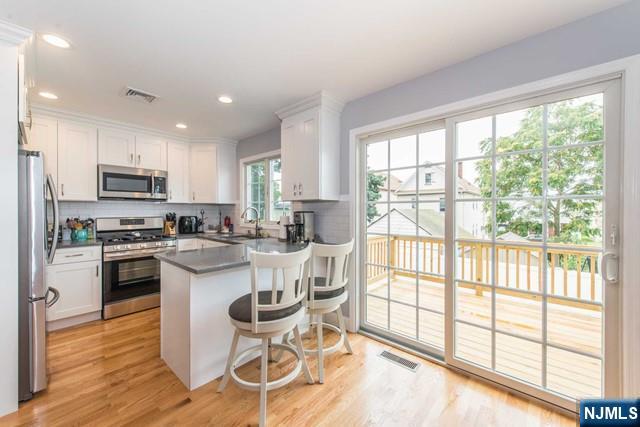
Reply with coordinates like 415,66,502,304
57,239,103,249
154,238,308,274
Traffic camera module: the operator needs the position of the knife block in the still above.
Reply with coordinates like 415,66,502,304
164,221,176,236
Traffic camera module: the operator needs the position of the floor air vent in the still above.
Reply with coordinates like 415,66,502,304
378,350,419,372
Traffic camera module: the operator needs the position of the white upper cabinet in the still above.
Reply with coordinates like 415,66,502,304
58,120,98,201
98,130,167,170
98,128,136,167
276,91,343,201
188,141,237,204
167,141,190,203
135,135,167,170
26,116,58,184
189,143,217,203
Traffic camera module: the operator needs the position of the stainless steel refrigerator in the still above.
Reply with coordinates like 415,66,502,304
18,150,60,401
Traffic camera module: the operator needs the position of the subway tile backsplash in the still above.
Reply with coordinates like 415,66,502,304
292,200,351,244
56,201,235,231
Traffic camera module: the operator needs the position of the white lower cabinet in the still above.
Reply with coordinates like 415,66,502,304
199,239,228,249
177,238,229,251
46,247,102,324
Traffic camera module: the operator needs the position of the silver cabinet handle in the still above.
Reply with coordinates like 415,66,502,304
130,153,134,164
61,183,65,196
65,253,83,258
169,190,172,200
137,154,141,165
192,192,195,201
96,265,99,277
299,182,303,195
293,184,297,196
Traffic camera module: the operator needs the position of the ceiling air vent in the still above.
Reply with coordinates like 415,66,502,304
122,86,159,104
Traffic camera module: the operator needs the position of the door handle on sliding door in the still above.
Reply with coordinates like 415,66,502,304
601,252,618,284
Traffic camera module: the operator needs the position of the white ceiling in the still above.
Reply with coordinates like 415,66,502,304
1,0,627,140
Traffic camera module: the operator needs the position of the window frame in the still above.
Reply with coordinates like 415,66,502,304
240,150,290,227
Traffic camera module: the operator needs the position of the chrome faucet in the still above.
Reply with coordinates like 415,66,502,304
240,206,262,238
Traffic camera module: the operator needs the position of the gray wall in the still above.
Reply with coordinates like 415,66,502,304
236,126,281,160
339,0,640,193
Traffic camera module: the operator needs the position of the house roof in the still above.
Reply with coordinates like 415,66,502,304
393,164,481,196
367,208,474,239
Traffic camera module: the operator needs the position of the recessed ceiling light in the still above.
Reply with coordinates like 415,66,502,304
41,33,71,49
175,123,187,129
39,91,58,100
218,95,233,104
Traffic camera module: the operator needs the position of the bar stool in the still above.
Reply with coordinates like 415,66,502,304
285,240,354,383
217,246,314,427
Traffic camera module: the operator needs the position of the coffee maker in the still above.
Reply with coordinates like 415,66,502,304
292,211,315,242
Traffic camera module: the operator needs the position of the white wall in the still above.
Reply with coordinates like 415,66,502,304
0,40,20,417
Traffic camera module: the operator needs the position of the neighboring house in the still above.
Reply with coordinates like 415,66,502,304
391,163,484,238
367,208,475,240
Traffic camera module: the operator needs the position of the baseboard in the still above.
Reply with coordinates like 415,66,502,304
46,311,102,332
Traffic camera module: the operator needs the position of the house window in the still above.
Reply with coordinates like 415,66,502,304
244,155,291,224
424,173,432,185
439,197,446,212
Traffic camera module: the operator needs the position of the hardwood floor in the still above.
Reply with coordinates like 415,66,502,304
1,308,575,426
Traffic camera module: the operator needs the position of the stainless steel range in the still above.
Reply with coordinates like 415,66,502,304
96,217,176,319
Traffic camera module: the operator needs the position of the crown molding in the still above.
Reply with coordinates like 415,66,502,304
275,90,345,120
31,104,236,145
0,20,31,46
189,137,238,146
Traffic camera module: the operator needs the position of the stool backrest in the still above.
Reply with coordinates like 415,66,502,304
310,240,354,301
249,245,312,333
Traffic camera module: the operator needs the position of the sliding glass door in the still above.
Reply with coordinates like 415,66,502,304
359,79,621,409
362,121,447,355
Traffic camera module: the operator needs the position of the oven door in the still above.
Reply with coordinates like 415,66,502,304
98,165,167,200
103,252,161,304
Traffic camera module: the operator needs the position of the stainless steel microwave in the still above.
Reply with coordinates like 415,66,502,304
98,164,167,200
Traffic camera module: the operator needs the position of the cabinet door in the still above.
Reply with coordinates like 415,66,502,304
98,128,135,167
58,121,98,201
46,260,102,321
281,110,319,200
177,238,198,252
298,113,319,199
189,144,217,203
135,136,167,170
167,141,190,203
215,143,237,204
25,116,58,184
280,121,298,200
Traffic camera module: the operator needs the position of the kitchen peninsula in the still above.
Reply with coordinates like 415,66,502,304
155,237,307,390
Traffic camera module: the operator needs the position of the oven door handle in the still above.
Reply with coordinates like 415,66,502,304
103,248,173,261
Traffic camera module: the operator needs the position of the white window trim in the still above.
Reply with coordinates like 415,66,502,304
238,149,289,229
349,54,640,402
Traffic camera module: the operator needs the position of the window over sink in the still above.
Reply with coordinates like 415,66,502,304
243,153,291,224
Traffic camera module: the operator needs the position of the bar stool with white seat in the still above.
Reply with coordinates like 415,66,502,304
285,239,354,383
217,246,314,427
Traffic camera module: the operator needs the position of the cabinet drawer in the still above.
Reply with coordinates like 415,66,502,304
199,239,229,249
177,238,198,252
52,246,102,265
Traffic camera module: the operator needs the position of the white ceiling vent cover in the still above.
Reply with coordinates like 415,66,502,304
121,86,159,104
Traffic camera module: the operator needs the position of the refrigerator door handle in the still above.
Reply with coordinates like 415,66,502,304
45,287,60,308
46,174,59,264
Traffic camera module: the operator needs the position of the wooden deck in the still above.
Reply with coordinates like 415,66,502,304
365,275,602,399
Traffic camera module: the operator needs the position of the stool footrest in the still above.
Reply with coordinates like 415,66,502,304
229,343,302,392
288,322,345,356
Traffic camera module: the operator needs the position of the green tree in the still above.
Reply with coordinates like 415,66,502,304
476,98,603,245
367,172,385,221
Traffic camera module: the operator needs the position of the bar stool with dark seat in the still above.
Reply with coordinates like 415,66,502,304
217,246,314,427
283,240,354,383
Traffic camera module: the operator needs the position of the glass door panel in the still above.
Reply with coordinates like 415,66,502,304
362,123,447,354
448,81,620,408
